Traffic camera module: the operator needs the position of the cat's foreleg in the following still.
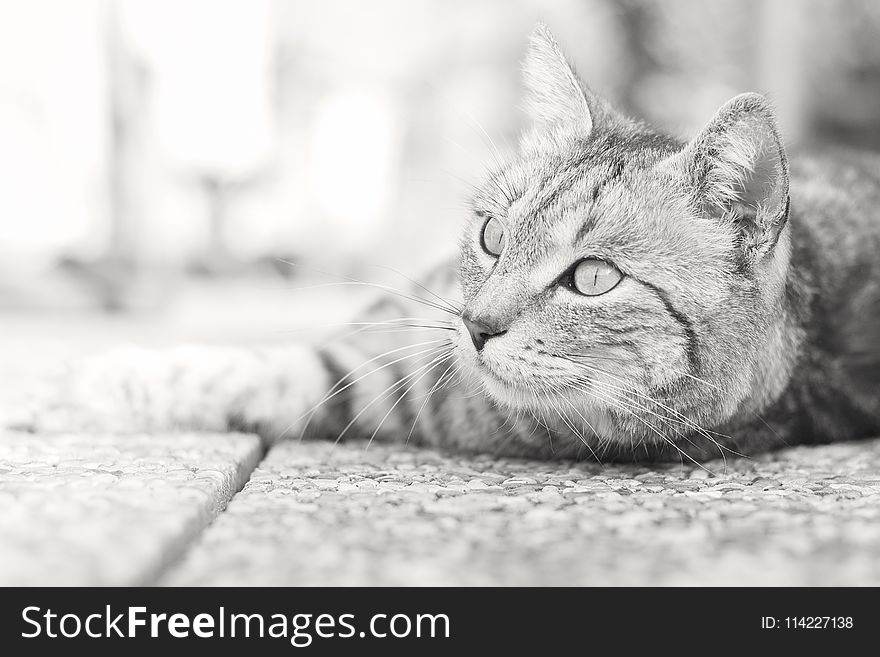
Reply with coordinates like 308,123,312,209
8,332,463,447
8,270,471,445
7,343,334,440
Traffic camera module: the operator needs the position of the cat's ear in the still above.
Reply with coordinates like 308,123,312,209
523,23,595,133
665,93,790,258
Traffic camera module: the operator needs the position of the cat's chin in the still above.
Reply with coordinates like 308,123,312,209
468,357,569,407
479,369,536,404
463,356,540,404
461,345,554,400
461,355,628,441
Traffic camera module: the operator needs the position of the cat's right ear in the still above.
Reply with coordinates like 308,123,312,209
661,93,790,259
523,23,595,133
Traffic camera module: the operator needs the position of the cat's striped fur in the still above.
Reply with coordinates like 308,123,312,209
13,25,880,463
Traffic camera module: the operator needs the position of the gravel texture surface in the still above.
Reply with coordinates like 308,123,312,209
166,438,880,586
0,431,262,585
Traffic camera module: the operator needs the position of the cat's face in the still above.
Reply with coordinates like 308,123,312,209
455,25,793,448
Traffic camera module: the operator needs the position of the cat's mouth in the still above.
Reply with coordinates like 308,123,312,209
476,359,522,388
471,351,631,442
479,362,564,399
462,341,566,403
456,324,603,410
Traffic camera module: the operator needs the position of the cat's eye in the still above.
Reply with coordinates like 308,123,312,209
570,259,623,296
480,217,506,256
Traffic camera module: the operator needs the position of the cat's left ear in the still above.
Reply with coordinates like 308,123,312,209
523,23,598,134
663,93,790,258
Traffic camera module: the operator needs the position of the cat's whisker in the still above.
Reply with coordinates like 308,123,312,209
404,359,459,402
441,166,488,201
534,409,556,456
284,339,452,442
662,368,723,391
558,394,603,462
493,401,521,437
580,375,742,465
321,338,449,396
427,78,517,203
276,318,457,335
405,359,459,445
365,351,455,450
287,318,457,354
312,322,457,351
533,393,584,457
329,325,457,340
569,375,731,468
436,363,466,395
275,258,462,317
334,349,456,448
560,352,742,462
463,112,518,203
549,397,601,464
281,280,461,317
444,389,485,401
564,381,717,475
336,347,455,447
343,327,456,335
523,410,542,440
586,391,707,472
445,129,513,205
574,375,710,436
561,352,632,364
575,380,718,464
419,361,466,401
528,408,552,434
565,351,730,399
441,368,487,400
365,264,464,315
486,173,516,206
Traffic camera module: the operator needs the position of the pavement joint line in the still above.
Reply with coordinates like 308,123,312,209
142,433,272,585
163,438,880,586
0,431,271,586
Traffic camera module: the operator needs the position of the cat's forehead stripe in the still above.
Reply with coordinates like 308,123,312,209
510,152,625,237
526,150,594,217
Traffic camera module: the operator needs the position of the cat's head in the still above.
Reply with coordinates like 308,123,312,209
456,24,796,452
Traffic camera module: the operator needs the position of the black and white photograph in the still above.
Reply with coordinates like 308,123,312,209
1,0,879,647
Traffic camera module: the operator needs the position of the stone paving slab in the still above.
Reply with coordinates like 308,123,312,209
0,431,262,585
166,438,880,586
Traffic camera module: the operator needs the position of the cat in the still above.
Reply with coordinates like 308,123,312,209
9,24,880,463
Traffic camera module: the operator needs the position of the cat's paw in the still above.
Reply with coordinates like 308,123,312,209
6,343,332,440
7,347,187,435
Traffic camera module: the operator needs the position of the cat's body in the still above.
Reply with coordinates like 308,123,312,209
10,26,880,463
737,149,880,458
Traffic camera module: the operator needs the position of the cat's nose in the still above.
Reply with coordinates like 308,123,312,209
463,314,507,352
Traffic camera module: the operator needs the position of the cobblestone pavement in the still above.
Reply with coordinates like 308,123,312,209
166,438,880,586
0,431,261,585
3,431,879,586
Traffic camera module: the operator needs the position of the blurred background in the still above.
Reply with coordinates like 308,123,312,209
0,0,879,343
